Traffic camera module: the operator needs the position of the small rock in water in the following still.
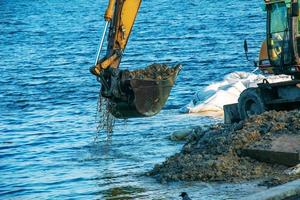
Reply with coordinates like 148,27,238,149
180,192,192,200
169,129,193,141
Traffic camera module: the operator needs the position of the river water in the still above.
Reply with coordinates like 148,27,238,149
1,0,268,199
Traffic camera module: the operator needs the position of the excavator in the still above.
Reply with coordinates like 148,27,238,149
91,0,300,122
90,0,181,119
225,0,300,123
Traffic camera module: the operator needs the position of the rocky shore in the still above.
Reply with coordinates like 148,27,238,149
148,110,300,186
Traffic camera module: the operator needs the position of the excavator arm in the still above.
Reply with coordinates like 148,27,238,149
90,0,181,119
91,0,142,75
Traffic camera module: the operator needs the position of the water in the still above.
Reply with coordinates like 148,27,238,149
1,0,267,199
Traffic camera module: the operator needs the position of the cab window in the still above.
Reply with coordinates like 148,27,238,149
268,2,290,66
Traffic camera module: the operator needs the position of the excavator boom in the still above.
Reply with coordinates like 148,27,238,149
92,0,142,74
107,0,142,68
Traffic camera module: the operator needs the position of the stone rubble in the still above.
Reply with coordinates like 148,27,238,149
148,110,300,186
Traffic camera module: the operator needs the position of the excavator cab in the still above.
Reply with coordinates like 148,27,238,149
259,0,300,77
90,0,181,119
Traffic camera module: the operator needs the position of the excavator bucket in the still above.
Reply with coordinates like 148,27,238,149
107,64,181,118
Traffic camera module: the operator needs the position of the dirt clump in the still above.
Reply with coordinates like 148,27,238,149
124,63,179,80
148,110,300,186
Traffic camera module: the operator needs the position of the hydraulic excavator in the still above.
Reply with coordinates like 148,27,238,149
225,0,300,123
90,0,181,119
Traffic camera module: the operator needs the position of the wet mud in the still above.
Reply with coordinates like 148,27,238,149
124,63,179,80
148,110,300,186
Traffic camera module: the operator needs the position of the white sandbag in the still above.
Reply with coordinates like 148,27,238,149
181,71,291,116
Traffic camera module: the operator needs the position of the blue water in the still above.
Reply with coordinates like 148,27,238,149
1,0,267,199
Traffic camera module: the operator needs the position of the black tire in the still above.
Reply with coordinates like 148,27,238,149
238,88,265,120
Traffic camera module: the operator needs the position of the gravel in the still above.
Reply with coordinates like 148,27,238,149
123,63,179,80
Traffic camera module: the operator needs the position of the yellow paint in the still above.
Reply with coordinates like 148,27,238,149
93,0,142,75
96,53,119,69
117,0,142,49
258,40,274,74
104,0,116,21
259,40,268,62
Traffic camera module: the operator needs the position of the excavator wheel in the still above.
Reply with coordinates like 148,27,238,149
238,88,266,120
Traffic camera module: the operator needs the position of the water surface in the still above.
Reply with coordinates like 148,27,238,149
1,0,267,199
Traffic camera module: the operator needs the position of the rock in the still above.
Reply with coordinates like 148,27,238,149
169,129,193,141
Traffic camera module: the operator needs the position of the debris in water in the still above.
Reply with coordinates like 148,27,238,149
95,93,115,136
180,192,192,200
148,110,300,186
